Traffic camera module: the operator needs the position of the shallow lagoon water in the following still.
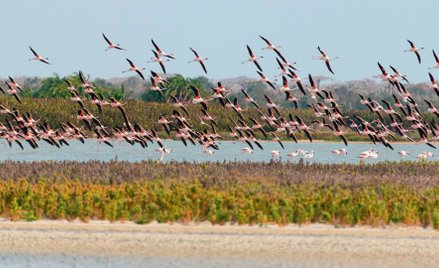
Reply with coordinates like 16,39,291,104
0,254,300,268
0,139,436,163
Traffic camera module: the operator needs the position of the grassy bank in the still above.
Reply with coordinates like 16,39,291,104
0,161,438,228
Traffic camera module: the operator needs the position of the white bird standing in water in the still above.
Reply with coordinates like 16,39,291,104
417,151,433,160
358,148,378,159
203,148,215,155
303,150,314,159
242,147,254,154
417,152,430,160
398,150,410,157
331,148,348,155
287,149,301,157
271,150,280,157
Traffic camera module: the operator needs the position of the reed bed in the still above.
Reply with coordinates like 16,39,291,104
0,161,438,227
0,96,317,131
1,95,431,141
0,160,438,187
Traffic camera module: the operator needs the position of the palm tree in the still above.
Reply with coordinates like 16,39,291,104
141,74,212,102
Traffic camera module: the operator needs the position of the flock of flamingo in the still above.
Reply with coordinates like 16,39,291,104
1,35,439,161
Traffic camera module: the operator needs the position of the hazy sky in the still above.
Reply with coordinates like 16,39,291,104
1,0,438,83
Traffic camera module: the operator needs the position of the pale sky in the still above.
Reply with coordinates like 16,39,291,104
0,0,438,83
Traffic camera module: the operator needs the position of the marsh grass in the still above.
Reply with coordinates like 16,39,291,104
0,161,437,228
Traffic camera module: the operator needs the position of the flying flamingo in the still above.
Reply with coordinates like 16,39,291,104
429,49,439,70
150,77,166,98
428,72,439,97
326,121,349,146
404,39,423,64
313,46,339,74
424,99,439,117
190,85,208,107
374,62,391,82
259,35,281,50
123,58,145,80
274,49,297,70
284,91,299,109
151,39,175,59
279,76,291,92
169,96,189,116
242,45,263,72
4,83,22,103
6,76,23,91
151,70,168,85
264,95,281,115
29,46,51,64
147,50,169,74
102,33,126,51
256,71,276,90
189,47,208,74
389,65,409,83
156,147,172,162
95,129,114,148
288,69,306,95
241,89,260,108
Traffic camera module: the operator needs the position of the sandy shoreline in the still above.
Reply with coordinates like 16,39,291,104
0,221,438,267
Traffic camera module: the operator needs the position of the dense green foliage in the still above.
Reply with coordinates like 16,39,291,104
31,74,126,100
0,161,438,227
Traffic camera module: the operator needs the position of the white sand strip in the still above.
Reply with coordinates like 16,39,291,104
0,221,438,267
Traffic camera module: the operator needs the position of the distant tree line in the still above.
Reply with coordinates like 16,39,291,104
8,73,439,111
